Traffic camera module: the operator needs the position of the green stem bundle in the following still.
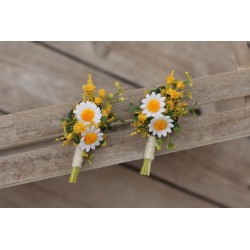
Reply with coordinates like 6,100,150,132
69,167,80,183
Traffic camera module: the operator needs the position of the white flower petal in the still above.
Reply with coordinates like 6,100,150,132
167,128,171,133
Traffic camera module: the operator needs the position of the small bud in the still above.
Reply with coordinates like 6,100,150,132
115,81,120,88
108,93,113,99
118,97,125,102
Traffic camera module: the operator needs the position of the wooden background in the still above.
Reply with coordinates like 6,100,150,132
0,41,249,207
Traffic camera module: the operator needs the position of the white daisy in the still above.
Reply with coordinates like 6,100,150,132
79,126,104,152
148,115,174,137
140,92,166,117
74,101,102,124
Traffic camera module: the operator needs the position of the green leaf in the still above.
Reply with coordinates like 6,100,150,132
133,114,138,122
68,109,74,119
100,139,107,146
152,86,165,94
155,137,163,150
165,111,173,116
167,142,175,150
101,116,108,123
129,103,140,112
73,133,80,144
108,112,115,119
173,123,182,133
137,125,145,129
106,125,113,132
173,127,182,133
66,123,73,133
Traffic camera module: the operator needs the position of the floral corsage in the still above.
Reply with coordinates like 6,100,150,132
129,71,195,176
56,74,125,183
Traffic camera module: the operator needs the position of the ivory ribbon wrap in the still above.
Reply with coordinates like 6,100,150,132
144,136,156,161
72,145,83,168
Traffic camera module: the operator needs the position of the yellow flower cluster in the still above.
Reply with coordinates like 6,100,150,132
130,70,193,138
98,89,106,98
82,74,96,94
138,113,147,122
162,70,192,119
166,70,175,85
130,112,148,137
62,133,73,146
82,74,107,105
73,121,86,134
166,88,183,99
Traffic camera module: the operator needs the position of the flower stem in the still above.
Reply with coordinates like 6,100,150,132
140,158,152,176
69,167,80,183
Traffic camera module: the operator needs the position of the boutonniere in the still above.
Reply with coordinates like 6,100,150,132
56,74,125,183
129,71,195,176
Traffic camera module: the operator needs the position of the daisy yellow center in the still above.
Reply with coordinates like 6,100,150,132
81,108,95,122
147,99,160,113
84,133,98,145
153,119,168,131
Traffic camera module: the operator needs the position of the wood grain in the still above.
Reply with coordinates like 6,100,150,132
0,105,250,188
130,137,250,207
0,165,216,208
232,42,250,69
232,41,250,107
1,68,250,149
45,42,237,84
0,41,248,207
0,42,134,113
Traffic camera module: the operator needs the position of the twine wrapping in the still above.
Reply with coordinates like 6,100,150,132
72,145,83,168
144,136,156,161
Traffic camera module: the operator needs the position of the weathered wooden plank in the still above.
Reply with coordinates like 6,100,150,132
232,41,250,69
0,165,216,208
0,105,250,188
0,42,134,113
45,42,237,84
1,41,237,207
130,137,250,208
232,41,250,107
1,68,250,149
1,42,236,115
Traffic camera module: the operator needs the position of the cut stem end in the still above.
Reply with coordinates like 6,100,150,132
69,167,80,183
140,158,152,176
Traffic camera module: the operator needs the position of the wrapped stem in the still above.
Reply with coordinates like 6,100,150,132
140,136,156,176
69,145,83,183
